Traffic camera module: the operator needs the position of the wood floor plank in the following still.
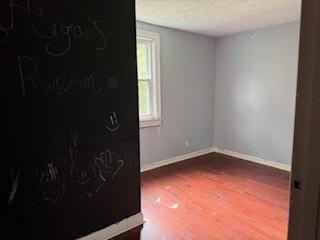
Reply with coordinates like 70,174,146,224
139,153,290,240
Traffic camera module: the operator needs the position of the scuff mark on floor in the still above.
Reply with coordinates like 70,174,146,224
168,203,179,209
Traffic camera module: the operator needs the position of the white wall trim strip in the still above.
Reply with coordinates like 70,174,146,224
141,147,216,172
141,147,291,172
78,212,144,240
215,148,291,172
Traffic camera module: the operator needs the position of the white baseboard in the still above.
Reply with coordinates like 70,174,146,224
215,148,291,172
140,146,291,173
141,147,216,172
79,212,144,240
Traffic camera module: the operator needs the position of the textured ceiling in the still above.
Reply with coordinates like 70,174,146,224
136,0,301,36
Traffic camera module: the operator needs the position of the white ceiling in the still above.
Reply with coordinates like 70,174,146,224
136,0,301,37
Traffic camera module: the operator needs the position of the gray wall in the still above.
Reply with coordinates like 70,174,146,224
214,21,300,164
136,21,216,167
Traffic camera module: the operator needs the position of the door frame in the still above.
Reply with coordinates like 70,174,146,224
288,0,320,239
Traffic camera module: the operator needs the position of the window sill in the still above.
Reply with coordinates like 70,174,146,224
139,118,161,128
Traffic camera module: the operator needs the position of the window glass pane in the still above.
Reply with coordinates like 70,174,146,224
138,80,151,116
137,41,150,80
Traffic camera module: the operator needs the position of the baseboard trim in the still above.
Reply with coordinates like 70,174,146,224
140,147,291,173
215,148,291,172
78,212,144,240
141,147,216,172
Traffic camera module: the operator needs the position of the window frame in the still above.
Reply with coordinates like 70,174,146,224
136,29,161,128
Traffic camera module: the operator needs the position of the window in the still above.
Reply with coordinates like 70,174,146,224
136,29,161,128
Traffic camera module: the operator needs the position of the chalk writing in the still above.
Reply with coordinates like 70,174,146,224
91,19,107,51
66,129,79,175
33,129,126,202
78,165,90,185
107,77,118,91
106,111,120,132
38,162,62,202
80,184,103,200
2,0,130,205
18,56,104,96
78,149,124,200
8,169,20,206
18,56,45,96
0,0,107,55
94,148,124,180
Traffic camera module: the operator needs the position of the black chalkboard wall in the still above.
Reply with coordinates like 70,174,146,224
1,0,140,239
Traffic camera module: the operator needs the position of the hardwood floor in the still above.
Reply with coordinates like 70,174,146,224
138,153,290,240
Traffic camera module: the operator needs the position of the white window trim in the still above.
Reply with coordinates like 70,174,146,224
137,29,161,128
